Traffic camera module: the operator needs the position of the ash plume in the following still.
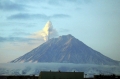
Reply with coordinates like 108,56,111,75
31,21,58,42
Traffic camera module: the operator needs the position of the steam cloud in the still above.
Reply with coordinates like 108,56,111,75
31,21,58,42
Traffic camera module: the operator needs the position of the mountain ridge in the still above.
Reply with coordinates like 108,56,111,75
10,34,120,65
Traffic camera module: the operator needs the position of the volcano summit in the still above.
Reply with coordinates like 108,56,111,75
11,34,119,65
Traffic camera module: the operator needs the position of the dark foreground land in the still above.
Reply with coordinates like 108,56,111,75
0,75,38,79
0,76,90,79
0,75,120,79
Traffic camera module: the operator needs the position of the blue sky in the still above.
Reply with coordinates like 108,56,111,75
0,0,120,63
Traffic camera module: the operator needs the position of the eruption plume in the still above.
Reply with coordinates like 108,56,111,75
31,21,58,42
43,21,53,41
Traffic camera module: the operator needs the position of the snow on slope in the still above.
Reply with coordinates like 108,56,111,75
11,34,120,65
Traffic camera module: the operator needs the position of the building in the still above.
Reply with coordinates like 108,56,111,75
39,71,84,79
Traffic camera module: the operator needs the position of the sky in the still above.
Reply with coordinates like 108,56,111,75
0,0,120,63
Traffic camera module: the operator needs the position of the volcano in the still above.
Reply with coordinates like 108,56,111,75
11,34,119,65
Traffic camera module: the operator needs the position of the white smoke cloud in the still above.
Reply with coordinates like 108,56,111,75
31,21,58,42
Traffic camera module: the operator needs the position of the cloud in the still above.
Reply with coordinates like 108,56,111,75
48,0,61,5
62,0,91,4
0,22,36,28
84,0,91,3
47,0,91,5
0,21,58,44
30,21,58,41
0,0,26,11
7,13,49,20
0,37,5,42
0,0,91,12
12,32,31,36
15,0,43,3
10,29,32,36
0,21,59,45
7,13,71,20
0,36,39,43
51,14,71,18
